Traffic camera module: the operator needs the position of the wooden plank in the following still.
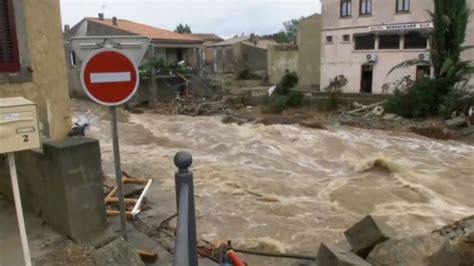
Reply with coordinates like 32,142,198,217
123,178,149,185
104,186,118,204
106,210,134,219
347,101,386,114
106,198,138,204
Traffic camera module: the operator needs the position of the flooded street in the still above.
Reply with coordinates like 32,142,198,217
72,99,474,256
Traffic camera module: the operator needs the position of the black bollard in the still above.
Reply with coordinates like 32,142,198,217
173,151,198,266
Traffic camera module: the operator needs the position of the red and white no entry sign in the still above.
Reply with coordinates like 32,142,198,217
80,48,139,106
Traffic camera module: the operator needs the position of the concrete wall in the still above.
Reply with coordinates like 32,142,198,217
297,14,322,88
0,0,71,140
211,43,268,74
0,138,106,243
240,43,268,72
267,45,299,84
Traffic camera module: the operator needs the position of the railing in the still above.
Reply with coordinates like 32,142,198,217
173,151,199,266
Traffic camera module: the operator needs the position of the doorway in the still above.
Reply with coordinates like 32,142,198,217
416,65,431,81
177,48,184,62
360,64,373,93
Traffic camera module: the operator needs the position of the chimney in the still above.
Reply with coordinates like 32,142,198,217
98,13,104,20
64,24,70,31
112,17,118,26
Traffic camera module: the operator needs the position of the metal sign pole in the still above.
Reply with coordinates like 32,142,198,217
7,153,32,266
110,106,128,240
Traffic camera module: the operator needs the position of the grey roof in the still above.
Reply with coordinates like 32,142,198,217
191,33,224,42
206,36,251,47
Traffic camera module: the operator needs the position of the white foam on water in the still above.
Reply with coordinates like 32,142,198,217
72,99,474,255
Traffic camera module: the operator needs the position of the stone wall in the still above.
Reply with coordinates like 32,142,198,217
267,44,299,84
0,0,71,140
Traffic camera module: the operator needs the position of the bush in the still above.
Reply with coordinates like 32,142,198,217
237,68,251,80
438,86,474,118
262,91,305,114
262,96,288,114
286,91,304,108
385,78,452,118
274,71,299,95
324,75,348,109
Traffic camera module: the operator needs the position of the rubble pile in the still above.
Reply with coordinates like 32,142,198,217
152,99,229,116
317,215,474,266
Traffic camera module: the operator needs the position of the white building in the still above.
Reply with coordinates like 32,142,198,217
320,0,474,94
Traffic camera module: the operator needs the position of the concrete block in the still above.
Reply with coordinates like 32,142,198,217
343,215,396,258
0,137,106,244
445,117,468,128
317,243,371,266
93,239,145,266
428,244,462,266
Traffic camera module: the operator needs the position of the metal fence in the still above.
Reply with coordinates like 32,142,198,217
173,151,199,266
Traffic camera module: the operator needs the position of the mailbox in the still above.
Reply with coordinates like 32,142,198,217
0,97,41,153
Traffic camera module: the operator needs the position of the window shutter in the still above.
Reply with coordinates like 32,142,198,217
0,0,20,73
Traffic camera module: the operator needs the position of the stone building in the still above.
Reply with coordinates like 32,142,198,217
297,13,322,89
0,0,71,139
64,15,205,96
321,0,474,94
0,0,106,260
206,35,277,74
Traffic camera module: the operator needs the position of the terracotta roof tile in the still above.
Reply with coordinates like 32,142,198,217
88,18,204,43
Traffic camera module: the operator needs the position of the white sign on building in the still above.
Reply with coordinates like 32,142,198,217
369,22,433,32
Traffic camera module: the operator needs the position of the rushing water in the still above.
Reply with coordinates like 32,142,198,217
72,99,474,257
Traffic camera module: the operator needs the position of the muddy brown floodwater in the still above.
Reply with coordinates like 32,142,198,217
72,99,474,260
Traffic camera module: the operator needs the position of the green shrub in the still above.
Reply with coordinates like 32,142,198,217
286,91,304,108
274,71,299,95
237,68,251,80
438,86,474,118
385,78,452,118
324,75,348,110
262,96,288,114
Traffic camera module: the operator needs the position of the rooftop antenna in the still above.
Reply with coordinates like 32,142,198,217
102,5,107,17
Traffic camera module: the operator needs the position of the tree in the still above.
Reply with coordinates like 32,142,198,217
262,17,304,44
386,0,474,118
282,17,303,44
174,23,192,34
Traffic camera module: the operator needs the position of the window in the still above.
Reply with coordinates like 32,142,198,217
396,0,410,12
360,0,372,15
341,0,352,17
0,0,20,73
354,34,375,50
379,34,400,49
343,35,351,42
326,36,333,43
404,32,428,49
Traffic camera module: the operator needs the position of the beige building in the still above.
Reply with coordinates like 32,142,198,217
321,0,474,94
206,36,277,74
0,0,71,139
297,13,322,88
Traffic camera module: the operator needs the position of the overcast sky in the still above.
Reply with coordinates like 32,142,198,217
60,0,321,39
